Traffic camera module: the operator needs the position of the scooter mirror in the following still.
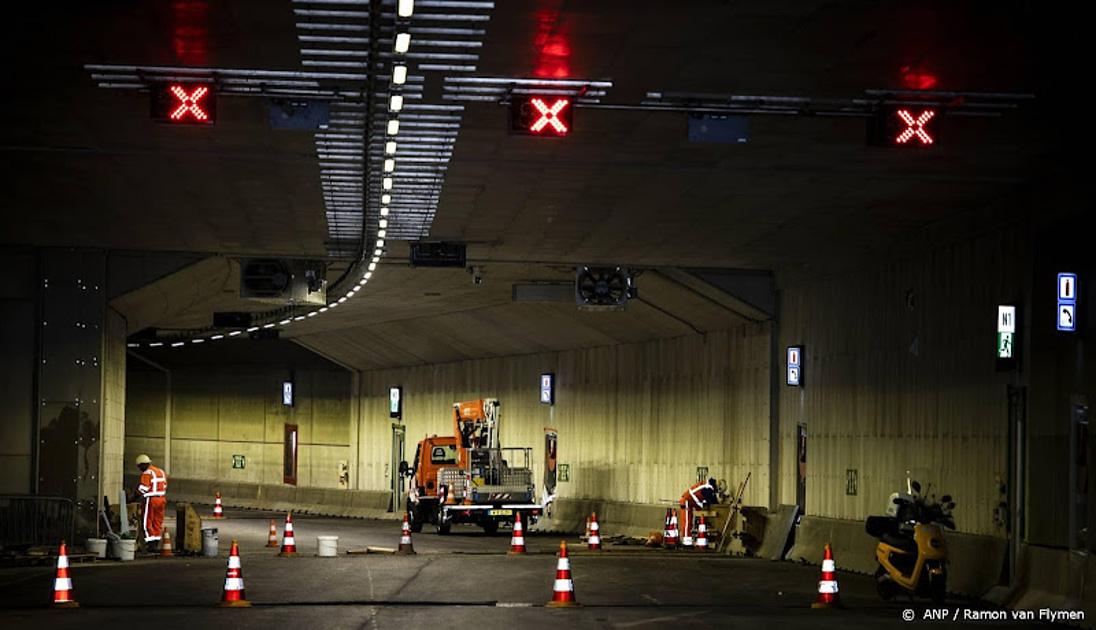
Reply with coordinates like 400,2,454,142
893,497,903,505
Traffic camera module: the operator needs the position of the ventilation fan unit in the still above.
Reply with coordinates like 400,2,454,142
575,266,636,310
239,259,327,305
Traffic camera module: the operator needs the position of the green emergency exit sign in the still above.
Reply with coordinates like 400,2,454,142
232,454,246,469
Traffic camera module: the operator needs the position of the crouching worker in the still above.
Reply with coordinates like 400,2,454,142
135,454,168,552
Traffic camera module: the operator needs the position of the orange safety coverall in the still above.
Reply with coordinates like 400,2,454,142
138,464,168,542
678,480,716,541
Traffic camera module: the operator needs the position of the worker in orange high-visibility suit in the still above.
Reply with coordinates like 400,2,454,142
678,478,718,545
135,454,168,552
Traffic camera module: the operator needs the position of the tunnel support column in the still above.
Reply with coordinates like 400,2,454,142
35,249,111,542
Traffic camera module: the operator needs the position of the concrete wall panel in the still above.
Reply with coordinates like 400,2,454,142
777,228,1027,536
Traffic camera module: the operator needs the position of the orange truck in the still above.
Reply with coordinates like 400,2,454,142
400,399,549,534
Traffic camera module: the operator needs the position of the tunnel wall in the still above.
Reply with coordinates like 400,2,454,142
356,323,773,512
125,366,353,490
776,226,1027,537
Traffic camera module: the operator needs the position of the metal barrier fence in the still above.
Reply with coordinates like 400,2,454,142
0,495,75,549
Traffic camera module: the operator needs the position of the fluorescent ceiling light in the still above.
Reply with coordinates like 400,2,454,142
382,177,393,190
387,119,399,135
384,158,395,172
390,94,403,112
394,33,411,53
380,206,389,216
392,65,408,85
385,141,397,155
379,218,388,228
398,0,414,18
381,194,391,204
368,262,377,271
376,239,385,248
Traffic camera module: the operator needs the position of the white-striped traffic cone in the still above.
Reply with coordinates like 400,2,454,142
396,512,416,555
587,512,601,551
51,541,78,608
278,513,298,557
664,510,680,548
217,539,251,607
212,492,224,519
811,543,843,609
266,519,279,548
546,541,580,607
508,512,526,555
694,516,708,551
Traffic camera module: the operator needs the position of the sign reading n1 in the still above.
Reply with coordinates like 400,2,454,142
539,372,555,405
996,305,1016,360
510,96,572,136
869,106,938,147
282,381,294,406
389,386,403,419
151,83,216,125
786,346,803,386
1058,272,1078,332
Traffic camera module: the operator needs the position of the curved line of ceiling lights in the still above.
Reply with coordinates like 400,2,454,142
129,0,417,350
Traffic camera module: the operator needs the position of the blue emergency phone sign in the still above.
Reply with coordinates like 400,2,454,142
540,372,555,405
1058,273,1078,332
787,346,803,386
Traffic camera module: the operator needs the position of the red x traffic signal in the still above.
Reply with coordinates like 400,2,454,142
150,83,216,125
510,96,572,137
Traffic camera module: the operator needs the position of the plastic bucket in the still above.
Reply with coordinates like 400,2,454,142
86,538,108,559
116,539,136,562
201,528,219,557
316,535,339,557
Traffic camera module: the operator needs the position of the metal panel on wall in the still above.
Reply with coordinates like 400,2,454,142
37,249,106,540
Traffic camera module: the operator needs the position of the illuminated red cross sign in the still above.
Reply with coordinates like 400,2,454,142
529,97,570,134
151,83,216,125
894,108,936,145
510,95,573,136
169,85,210,121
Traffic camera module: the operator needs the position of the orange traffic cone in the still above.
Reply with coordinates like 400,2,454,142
266,519,279,548
217,539,251,607
546,541,580,607
50,541,78,608
694,516,708,551
212,492,224,519
278,513,298,557
396,512,416,555
508,512,527,555
160,528,175,557
811,544,843,609
587,512,601,551
664,510,680,548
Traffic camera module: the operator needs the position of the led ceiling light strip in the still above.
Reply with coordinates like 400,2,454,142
121,0,498,349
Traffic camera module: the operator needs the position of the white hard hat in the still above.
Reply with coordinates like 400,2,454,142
135,454,152,466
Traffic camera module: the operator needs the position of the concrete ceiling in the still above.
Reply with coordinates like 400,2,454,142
6,1,1054,370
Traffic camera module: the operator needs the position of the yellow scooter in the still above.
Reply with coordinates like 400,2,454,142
865,480,955,604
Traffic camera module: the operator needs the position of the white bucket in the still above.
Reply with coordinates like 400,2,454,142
116,539,136,562
316,535,339,557
86,538,108,559
202,528,219,557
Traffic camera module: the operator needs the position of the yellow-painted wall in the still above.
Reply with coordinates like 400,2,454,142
125,367,352,489
356,323,773,508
